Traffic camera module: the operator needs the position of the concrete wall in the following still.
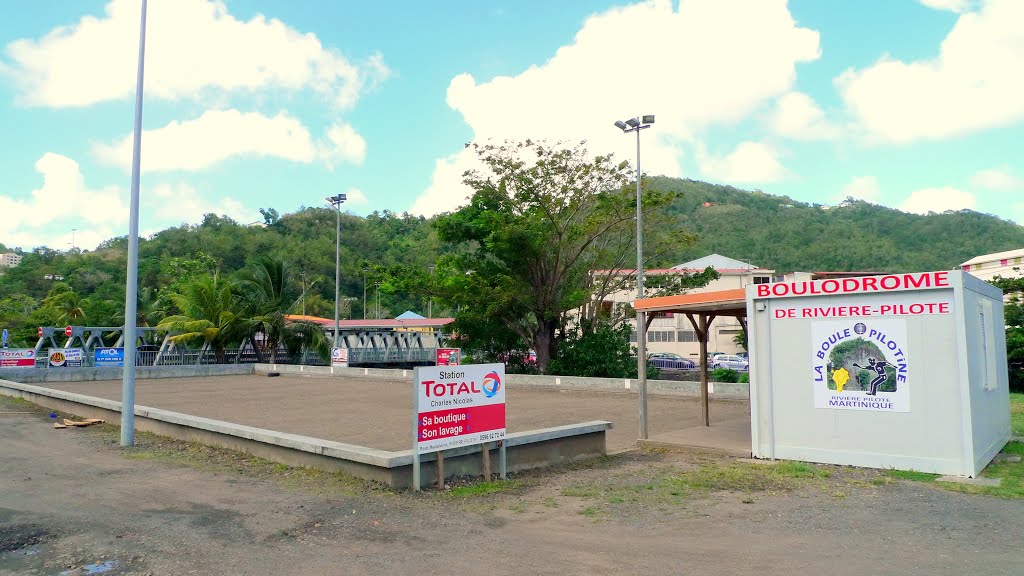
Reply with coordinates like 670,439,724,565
0,378,610,489
0,363,253,384
255,363,750,399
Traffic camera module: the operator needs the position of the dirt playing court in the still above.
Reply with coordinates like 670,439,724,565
41,374,749,451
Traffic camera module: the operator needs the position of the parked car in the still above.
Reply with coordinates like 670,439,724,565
712,354,749,371
648,352,696,370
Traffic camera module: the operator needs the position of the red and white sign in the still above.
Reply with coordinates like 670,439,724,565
755,271,950,300
64,325,73,337
331,347,349,367
0,349,36,368
415,363,505,454
435,348,460,366
37,327,43,338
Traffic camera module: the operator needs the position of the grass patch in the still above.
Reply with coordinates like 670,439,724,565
447,480,521,498
559,460,831,516
884,469,938,482
1011,393,1024,437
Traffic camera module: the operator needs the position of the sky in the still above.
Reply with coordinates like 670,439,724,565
0,0,1022,251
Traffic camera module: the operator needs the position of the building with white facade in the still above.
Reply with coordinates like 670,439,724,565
593,254,774,359
0,253,22,268
960,248,1024,282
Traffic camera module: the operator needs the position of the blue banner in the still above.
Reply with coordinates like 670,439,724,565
94,347,125,367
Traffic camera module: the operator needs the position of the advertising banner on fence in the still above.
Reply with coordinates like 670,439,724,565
331,347,349,368
94,347,125,367
435,348,460,366
811,319,909,412
414,363,505,454
48,348,84,368
0,348,35,368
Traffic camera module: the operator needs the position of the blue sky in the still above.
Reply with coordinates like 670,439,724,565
1,0,1022,251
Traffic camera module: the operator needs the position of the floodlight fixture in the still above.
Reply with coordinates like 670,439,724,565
625,117,640,128
642,114,655,124
326,193,348,348
614,120,628,131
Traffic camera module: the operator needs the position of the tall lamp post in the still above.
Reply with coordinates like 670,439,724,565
614,114,654,440
121,0,148,448
326,194,347,348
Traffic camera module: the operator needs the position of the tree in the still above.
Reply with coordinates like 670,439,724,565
239,255,330,363
434,140,681,371
548,321,642,378
158,273,245,363
991,275,1024,392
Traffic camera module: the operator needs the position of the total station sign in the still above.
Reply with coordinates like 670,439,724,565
414,363,505,454
0,349,35,368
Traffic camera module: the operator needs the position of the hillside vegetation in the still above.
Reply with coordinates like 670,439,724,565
1,178,1022,348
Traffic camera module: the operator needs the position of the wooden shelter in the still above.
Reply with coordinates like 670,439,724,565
634,289,748,426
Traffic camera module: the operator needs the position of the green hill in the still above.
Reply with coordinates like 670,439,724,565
1,178,1022,345
651,177,1024,272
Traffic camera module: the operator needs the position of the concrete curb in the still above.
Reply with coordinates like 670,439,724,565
0,377,612,488
253,363,751,399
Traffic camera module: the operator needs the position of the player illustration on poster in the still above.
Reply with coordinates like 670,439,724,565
811,318,909,412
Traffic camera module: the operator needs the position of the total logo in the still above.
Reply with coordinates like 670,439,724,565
482,371,502,398
1,350,33,358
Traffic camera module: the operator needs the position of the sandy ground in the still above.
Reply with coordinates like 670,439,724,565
42,375,750,451
2,395,1023,576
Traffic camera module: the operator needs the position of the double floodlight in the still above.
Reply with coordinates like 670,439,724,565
613,115,655,132
326,193,347,205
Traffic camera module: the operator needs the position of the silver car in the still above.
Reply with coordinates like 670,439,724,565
712,354,749,371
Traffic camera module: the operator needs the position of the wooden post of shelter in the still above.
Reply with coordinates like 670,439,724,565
685,312,716,427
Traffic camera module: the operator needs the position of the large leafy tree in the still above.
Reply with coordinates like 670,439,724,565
434,140,690,371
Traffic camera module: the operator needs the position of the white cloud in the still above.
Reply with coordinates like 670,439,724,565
0,153,127,250
92,109,365,172
412,0,820,214
0,153,259,250
146,182,250,228
696,141,788,183
1,0,388,108
919,0,975,12
344,187,368,205
900,186,976,214
837,0,1024,143
970,166,1024,191
768,91,841,140
840,176,881,202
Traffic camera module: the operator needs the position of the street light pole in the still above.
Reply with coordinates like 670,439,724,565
326,194,347,348
614,114,655,440
427,265,435,318
375,281,382,319
121,0,148,448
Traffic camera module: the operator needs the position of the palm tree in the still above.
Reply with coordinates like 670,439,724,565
240,255,330,363
157,273,244,363
42,283,86,325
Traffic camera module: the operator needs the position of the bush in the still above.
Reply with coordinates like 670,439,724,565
711,368,739,383
549,322,657,378
738,372,749,384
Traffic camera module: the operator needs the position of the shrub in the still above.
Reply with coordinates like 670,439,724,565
738,372,749,384
711,368,739,383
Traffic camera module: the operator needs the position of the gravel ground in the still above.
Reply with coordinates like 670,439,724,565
40,374,749,451
2,394,1023,576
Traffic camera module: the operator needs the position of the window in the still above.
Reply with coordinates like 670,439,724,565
677,330,697,342
753,276,770,284
979,300,998,391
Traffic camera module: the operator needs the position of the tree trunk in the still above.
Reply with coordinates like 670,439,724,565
532,318,559,373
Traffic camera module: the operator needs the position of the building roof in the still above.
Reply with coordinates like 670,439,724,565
395,310,426,320
284,315,455,329
960,247,1024,267
633,289,747,315
673,254,758,271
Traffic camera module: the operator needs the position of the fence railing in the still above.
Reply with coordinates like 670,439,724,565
30,347,440,368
